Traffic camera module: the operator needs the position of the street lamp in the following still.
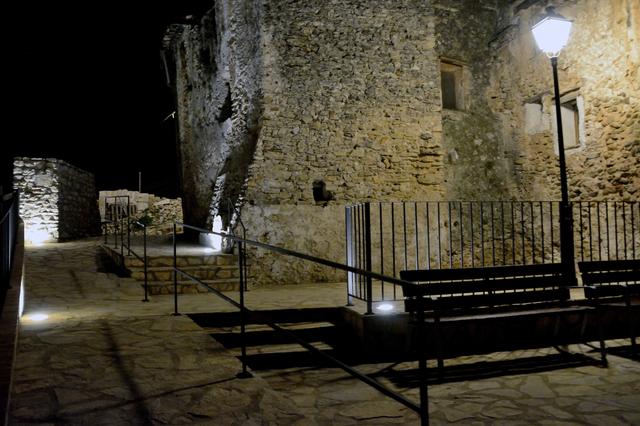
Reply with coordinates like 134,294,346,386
532,6,575,282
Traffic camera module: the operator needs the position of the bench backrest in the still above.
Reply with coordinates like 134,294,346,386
400,263,569,312
578,259,640,298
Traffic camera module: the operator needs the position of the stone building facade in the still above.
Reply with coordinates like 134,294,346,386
13,158,101,243
164,0,639,285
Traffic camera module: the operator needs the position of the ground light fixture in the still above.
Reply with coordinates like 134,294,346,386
26,313,49,322
376,303,394,312
531,6,576,283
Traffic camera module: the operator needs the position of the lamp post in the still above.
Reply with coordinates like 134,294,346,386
532,6,575,283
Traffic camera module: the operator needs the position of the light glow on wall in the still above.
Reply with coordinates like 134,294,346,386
25,227,52,246
26,312,49,322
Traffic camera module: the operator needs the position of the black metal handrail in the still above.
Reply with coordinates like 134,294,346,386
170,221,429,425
1,191,20,291
123,220,149,302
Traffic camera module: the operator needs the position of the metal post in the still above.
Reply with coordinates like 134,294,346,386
237,241,252,379
172,222,179,315
417,307,430,426
142,225,149,302
127,197,131,256
364,202,373,315
345,207,354,306
551,56,576,285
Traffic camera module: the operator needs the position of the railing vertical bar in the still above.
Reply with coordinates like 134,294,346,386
437,202,442,269
345,207,354,306
426,202,431,270
512,203,516,265
578,201,583,262
501,202,506,266
470,202,475,268
490,202,495,266
614,202,619,260
459,201,464,268
631,202,636,259
605,202,611,261
597,202,602,261
588,202,593,262
358,204,364,299
364,202,373,315
379,203,385,300
172,222,178,315
480,202,485,267
622,202,627,260
538,202,544,263
392,202,397,279
403,202,408,272
521,202,526,265
415,202,420,270
355,205,361,299
530,202,536,264
142,225,149,302
448,202,453,269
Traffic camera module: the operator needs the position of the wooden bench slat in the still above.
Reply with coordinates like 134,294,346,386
400,263,563,282
402,275,565,297
582,270,640,285
578,259,640,272
404,288,569,312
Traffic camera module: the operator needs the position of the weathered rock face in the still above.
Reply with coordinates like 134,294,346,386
166,0,263,229
166,0,639,286
13,158,101,243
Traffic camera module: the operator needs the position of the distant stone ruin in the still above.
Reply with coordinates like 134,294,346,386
13,158,101,244
99,189,183,235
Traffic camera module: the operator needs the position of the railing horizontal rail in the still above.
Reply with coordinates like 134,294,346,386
176,222,414,288
172,221,426,422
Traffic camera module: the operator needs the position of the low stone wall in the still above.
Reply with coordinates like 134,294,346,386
99,190,183,236
13,158,101,243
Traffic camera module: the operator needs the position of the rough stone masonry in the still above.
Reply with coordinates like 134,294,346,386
164,0,639,285
13,158,101,243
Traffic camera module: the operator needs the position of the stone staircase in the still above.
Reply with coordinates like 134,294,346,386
101,245,240,295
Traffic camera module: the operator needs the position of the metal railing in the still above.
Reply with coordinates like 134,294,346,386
574,201,639,262
170,221,430,425
123,220,149,302
346,200,640,304
1,191,20,289
346,201,564,303
103,214,149,302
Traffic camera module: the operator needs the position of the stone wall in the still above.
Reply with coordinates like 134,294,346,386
99,189,183,235
13,158,101,243
487,0,639,201
166,0,639,286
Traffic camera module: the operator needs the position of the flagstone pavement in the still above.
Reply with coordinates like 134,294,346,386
7,239,640,425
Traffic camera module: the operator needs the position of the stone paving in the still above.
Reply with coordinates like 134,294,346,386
8,239,640,425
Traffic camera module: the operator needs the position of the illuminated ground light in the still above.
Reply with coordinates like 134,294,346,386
25,227,52,246
376,303,394,312
25,312,49,322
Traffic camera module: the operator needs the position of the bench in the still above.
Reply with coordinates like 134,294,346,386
579,259,640,358
400,263,606,377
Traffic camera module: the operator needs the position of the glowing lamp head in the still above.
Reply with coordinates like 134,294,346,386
532,7,572,57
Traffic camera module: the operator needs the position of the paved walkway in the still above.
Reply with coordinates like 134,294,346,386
8,239,640,425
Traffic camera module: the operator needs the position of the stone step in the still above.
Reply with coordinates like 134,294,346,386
130,265,239,282
145,278,239,295
124,254,237,268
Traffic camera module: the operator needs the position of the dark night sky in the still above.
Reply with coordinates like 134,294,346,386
3,2,213,198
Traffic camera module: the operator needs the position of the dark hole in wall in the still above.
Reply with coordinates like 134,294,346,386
441,71,457,110
217,86,233,123
312,180,333,204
